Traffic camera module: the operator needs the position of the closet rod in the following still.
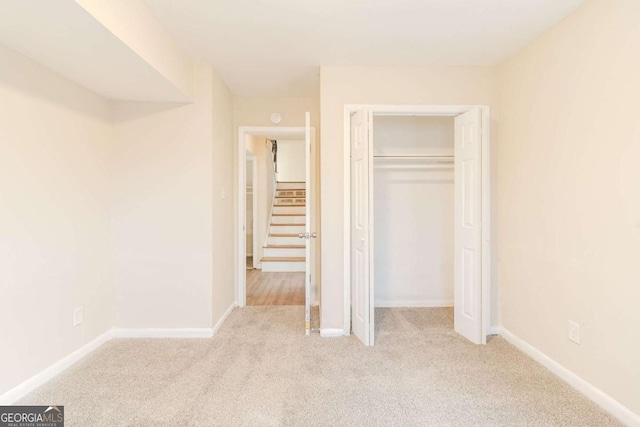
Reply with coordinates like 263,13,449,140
373,155,454,159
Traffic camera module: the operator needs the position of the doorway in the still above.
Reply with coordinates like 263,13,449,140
236,114,317,334
345,105,491,346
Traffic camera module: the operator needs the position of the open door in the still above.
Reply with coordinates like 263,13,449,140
454,108,485,345
304,112,312,335
350,110,374,345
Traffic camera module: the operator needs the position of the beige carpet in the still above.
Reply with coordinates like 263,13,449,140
19,307,620,426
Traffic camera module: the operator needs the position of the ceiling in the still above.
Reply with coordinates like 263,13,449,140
0,1,191,102
143,0,587,97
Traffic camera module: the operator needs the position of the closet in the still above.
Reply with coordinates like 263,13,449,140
350,106,488,347
373,115,455,308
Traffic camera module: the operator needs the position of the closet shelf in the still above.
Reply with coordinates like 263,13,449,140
373,155,453,160
373,155,454,170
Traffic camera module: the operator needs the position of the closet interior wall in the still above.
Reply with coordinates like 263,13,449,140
373,115,455,308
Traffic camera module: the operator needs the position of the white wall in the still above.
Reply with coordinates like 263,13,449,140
319,66,498,331
498,0,640,418
0,44,113,395
277,140,305,182
111,65,234,329
245,135,276,264
373,116,454,307
373,116,454,156
246,158,254,256
374,168,454,307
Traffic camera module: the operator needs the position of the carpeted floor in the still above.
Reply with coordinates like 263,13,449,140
19,307,620,426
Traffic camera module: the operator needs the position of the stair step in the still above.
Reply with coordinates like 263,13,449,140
260,257,305,262
272,215,305,225
270,233,299,237
268,236,303,245
274,203,305,207
269,224,304,234
277,182,306,190
275,195,305,198
270,223,305,226
264,245,305,249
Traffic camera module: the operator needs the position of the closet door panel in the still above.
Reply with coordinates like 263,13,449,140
454,108,483,345
350,110,372,346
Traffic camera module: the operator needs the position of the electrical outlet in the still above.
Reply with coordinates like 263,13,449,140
568,320,580,344
73,306,83,327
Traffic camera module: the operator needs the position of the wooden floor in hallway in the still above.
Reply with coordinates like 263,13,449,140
246,266,304,306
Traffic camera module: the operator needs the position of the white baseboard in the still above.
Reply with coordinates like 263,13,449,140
112,328,214,338
500,327,640,427
489,326,500,335
212,302,237,336
0,307,240,406
0,329,113,405
375,299,453,308
320,328,347,337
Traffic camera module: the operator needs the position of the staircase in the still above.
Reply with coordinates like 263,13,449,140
261,182,306,272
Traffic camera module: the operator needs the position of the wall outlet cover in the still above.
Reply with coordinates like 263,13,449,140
568,320,580,344
73,306,83,326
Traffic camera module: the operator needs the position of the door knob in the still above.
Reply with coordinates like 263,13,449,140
298,232,318,239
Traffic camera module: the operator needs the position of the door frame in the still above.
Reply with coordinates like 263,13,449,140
245,152,259,267
342,104,492,339
236,126,317,307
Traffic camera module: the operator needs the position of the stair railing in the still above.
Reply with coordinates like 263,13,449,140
263,139,278,255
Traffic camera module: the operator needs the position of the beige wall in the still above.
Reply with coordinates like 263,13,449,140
111,65,234,329
498,0,640,416
75,0,195,100
319,66,498,330
0,44,113,395
210,73,236,324
233,96,319,128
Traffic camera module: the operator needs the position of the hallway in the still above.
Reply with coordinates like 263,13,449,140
246,267,305,306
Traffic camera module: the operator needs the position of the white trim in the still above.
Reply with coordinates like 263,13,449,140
374,300,453,308
343,107,353,336
0,306,238,405
343,104,492,344
252,158,259,268
320,328,348,338
500,327,640,427
113,328,214,338
481,105,491,342
489,326,500,336
212,302,237,336
0,329,113,405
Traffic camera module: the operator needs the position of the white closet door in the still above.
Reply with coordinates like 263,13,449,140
350,110,374,346
454,108,484,345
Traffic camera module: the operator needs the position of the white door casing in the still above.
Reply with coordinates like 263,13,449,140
350,110,373,345
454,108,484,345
343,104,490,346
